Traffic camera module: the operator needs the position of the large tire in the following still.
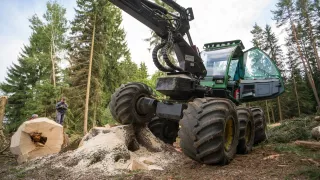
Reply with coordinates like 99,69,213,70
179,98,239,165
250,107,267,145
148,117,179,145
109,82,155,125
236,107,255,154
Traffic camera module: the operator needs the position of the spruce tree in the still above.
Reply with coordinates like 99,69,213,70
0,1,67,131
68,0,131,133
263,24,284,121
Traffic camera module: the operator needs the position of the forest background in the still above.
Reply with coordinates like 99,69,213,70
1,0,320,135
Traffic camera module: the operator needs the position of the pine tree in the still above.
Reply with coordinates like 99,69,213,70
296,0,320,71
272,0,320,108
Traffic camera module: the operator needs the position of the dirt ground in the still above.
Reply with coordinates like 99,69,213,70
1,141,319,180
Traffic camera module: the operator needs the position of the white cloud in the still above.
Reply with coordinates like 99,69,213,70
0,0,280,82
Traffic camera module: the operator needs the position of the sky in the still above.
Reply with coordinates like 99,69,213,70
0,0,283,83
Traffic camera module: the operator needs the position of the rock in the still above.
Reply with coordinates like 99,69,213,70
311,126,320,140
10,118,64,164
314,116,320,122
129,159,148,171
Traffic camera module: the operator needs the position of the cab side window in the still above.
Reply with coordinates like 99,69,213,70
243,49,280,80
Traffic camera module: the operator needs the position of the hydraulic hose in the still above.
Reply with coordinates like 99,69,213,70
161,41,183,72
152,42,174,72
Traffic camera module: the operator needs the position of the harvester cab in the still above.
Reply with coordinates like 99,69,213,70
200,40,285,104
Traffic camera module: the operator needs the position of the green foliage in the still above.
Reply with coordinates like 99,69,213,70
0,1,67,132
268,116,319,143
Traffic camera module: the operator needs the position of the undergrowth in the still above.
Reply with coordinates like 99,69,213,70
267,116,319,143
287,166,320,180
274,143,320,159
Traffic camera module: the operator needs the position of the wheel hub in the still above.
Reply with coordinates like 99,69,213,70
224,118,234,152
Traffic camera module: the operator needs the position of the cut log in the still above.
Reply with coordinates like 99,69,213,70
311,126,320,140
10,117,64,164
294,140,320,150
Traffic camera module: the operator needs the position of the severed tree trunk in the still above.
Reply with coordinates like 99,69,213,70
292,75,301,116
0,96,7,144
84,14,96,135
290,22,320,108
10,118,64,164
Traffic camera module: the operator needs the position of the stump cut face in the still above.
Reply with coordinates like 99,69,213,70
10,118,64,163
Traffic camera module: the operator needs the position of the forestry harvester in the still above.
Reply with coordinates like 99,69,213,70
108,0,284,165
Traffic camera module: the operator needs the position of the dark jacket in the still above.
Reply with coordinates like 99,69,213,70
56,101,68,114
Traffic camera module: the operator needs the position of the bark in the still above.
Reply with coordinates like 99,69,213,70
277,97,283,121
265,100,271,124
0,96,7,144
50,35,56,88
303,3,320,71
292,75,301,116
294,140,320,150
84,14,96,135
271,102,275,123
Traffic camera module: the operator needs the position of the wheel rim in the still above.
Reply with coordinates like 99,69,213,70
245,122,252,144
224,118,234,152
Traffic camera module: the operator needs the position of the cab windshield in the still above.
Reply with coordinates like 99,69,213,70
201,47,236,77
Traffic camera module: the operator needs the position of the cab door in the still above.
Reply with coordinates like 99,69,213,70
239,48,284,102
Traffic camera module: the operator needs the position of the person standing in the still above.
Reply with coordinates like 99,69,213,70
56,97,68,125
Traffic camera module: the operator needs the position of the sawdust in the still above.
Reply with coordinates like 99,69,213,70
9,125,179,179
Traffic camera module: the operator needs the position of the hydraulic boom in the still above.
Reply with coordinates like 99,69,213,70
109,0,207,78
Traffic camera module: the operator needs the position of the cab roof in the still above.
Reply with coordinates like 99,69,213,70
203,40,245,51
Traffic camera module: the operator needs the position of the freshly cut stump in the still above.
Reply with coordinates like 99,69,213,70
250,107,267,145
236,107,254,154
10,118,64,164
110,82,155,125
148,117,179,145
179,98,240,165
24,125,179,177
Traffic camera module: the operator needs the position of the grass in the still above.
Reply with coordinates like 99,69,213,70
273,143,320,159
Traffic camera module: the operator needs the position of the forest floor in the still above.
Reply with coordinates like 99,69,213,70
1,116,320,180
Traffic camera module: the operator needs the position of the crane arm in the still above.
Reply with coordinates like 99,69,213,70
109,0,207,78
